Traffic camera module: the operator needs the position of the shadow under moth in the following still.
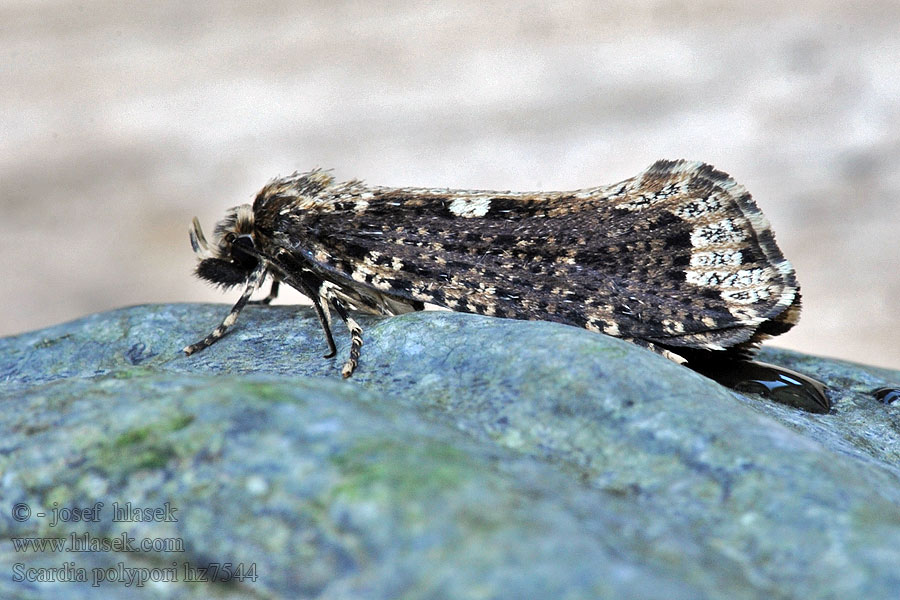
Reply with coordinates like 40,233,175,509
184,159,801,380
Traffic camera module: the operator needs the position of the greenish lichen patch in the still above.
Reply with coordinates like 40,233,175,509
110,366,157,380
91,413,197,475
235,380,302,404
330,438,470,501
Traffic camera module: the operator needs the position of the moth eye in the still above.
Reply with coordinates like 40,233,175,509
231,234,258,269
224,232,236,244
232,234,254,252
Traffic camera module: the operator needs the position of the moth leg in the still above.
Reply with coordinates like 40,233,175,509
283,272,338,359
330,296,363,378
314,280,363,377
317,281,334,334
249,280,280,305
184,263,267,355
268,250,338,359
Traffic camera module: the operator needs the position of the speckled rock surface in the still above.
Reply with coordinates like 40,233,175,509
2,304,899,599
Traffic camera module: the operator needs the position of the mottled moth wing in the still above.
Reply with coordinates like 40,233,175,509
250,159,799,358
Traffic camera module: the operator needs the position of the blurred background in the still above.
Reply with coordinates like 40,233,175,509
2,0,898,369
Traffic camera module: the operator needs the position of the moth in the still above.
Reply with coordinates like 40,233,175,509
184,159,800,377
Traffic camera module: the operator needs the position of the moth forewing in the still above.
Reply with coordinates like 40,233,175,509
186,159,800,377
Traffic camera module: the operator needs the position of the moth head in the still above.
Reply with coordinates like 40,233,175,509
189,204,260,288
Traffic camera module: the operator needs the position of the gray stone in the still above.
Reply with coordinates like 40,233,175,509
2,304,899,599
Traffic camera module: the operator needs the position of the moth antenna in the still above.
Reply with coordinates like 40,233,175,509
189,217,215,259
183,262,267,355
